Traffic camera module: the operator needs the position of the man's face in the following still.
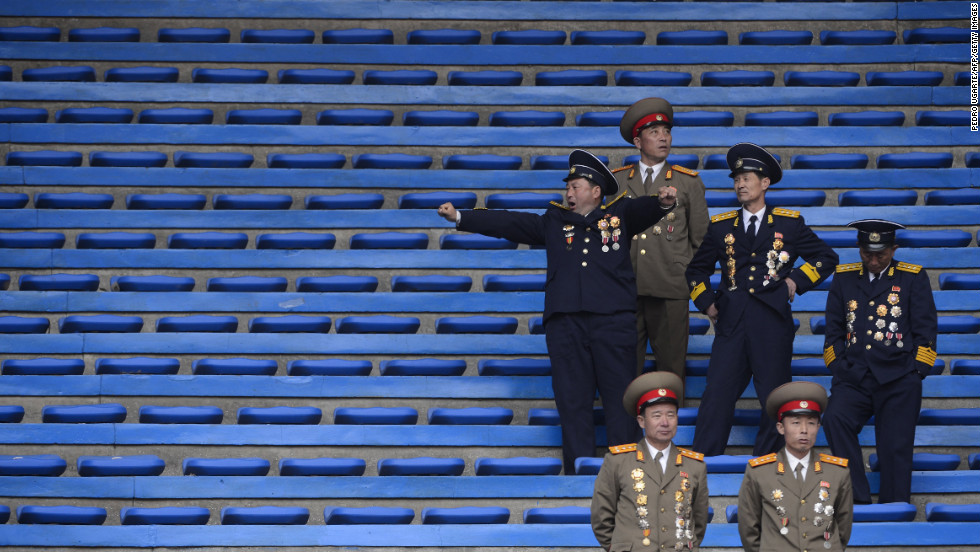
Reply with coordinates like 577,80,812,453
776,414,820,459
633,124,672,164
637,403,678,448
733,171,769,207
859,244,898,275
565,177,602,216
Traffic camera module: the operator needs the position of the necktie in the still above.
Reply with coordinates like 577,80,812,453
653,451,664,478
643,167,654,190
795,462,805,483
870,272,879,284
746,215,758,242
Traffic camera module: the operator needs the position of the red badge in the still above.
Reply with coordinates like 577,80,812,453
680,471,689,478
892,286,901,292
820,481,830,488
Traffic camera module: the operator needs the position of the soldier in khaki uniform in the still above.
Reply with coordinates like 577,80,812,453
592,372,709,551
738,382,853,552
616,98,710,379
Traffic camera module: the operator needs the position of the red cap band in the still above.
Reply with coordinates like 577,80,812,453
636,388,678,414
777,400,821,421
632,113,670,138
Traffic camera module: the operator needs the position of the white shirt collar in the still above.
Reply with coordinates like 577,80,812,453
786,450,811,477
645,440,671,471
638,159,667,184
742,205,767,232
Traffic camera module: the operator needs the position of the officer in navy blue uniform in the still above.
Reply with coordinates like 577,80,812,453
685,143,838,457
437,149,678,474
821,219,938,504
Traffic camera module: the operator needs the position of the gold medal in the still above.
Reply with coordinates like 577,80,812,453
874,332,884,341
724,233,735,245
636,494,647,506
847,300,858,311
653,226,662,235
675,490,684,502
642,538,651,546
876,304,888,317
631,468,644,480
609,216,620,228
633,480,645,492
887,293,899,305
773,239,783,250
666,212,676,222
771,489,784,501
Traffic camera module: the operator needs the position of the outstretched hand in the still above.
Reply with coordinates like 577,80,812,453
658,185,677,207
437,202,458,222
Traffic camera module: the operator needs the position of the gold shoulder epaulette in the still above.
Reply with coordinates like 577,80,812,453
677,448,705,462
609,443,637,454
836,262,862,273
711,210,738,223
612,164,634,174
896,262,922,274
748,453,778,468
671,165,698,177
602,190,630,209
548,201,571,211
818,453,849,468
772,207,800,218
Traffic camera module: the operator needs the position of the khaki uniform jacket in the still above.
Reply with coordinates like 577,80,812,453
616,164,709,300
737,449,853,552
592,442,709,551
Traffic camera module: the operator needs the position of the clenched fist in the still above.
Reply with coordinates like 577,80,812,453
658,186,677,207
437,202,458,222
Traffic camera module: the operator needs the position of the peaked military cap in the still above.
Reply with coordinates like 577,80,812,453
623,371,684,415
619,97,674,143
848,219,904,252
765,381,828,422
727,142,782,185
563,149,619,196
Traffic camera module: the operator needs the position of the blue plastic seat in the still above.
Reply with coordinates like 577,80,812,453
440,234,518,249
404,110,480,126
448,70,522,86
352,153,432,169
0,316,50,334
925,503,980,522
478,358,550,376
221,506,309,525
0,454,66,476
904,26,974,44
362,69,438,85
335,315,421,334
392,275,472,292
705,191,738,207
668,111,733,127
111,276,195,292
0,65,8,81
491,30,565,45
814,230,858,248
168,232,249,249
157,315,239,333
0,107,48,123
158,27,230,43
248,315,332,333
689,318,711,335
936,314,980,332
939,273,980,290
213,193,293,210
745,111,818,126
485,192,561,209
853,503,917,522
955,361,980,375
295,276,378,292
916,110,970,126
955,71,970,86
306,193,383,209
76,232,156,249
828,110,905,127
840,188,917,206
322,28,393,44
791,153,869,169
121,507,210,525
380,359,466,376
820,30,896,45
174,151,254,168
68,27,139,42
192,357,274,375
574,457,603,475
656,30,727,45
316,108,394,126
703,455,753,473
784,70,860,87
0,26,60,41
575,111,625,126
790,358,830,376
379,457,466,476
287,359,373,376
268,153,346,168
877,152,954,169
184,458,271,476
0,232,65,248
614,70,692,86
570,30,644,45
227,108,303,125
0,273,8,289
866,71,944,86
55,107,134,123
0,406,25,423
126,193,206,209
926,189,980,205
443,154,522,170
2,358,84,376
324,507,414,524
238,406,322,425
77,455,165,476
422,506,510,524
22,65,96,82
59,315,144,333
490,110,566,126
17,505,107,525
870,453,961,472
740,30,812,45
334,407,419,425
350,232,428,249
241,29,315,43
280,458,366,476
523,506,589,524
532,154,609,170
529,317,545,335
535,69,607,86
475,457,562,476
278,68,355,84
726,504,739,523
701,70,775,86
139,405,223,423
92,151,168,168
6,150,82,167
528,407,604,426
104,66,179,83
256,232,336,250
482,274,546,292
191,68,268,83
42,403,127,423
399,191,477,209
899,229,974,248
968,153,980,167
407,29,480,44
139,108,214,124
34,192,113,209
428,407,514,425
918,408,980,425
971,453,980,469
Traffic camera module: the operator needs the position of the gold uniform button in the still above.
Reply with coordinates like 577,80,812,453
640,249,646,255
583,249,589,254
816,262,823,268
751,252,757,257
582,262,588,267
801,499,806,505
633,235,638,240
866,330,872,335
660,489,666,495
584,237,590,243
641,234,647,239
748,276,754,281
660,507,665,513
750,266,756,272
801,517,807,522
868,300,875,306
803,533,807,539
868,316,873,321
866,344,872,350
749,288,755,293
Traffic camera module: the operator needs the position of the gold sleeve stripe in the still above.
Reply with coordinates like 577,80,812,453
823,345,836,367
916,346,937,365
836,262,862,273
800,262,820,283
690,282,706,302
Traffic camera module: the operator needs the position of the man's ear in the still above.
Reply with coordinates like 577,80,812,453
633,135,642,149
592,184,602,200
761,177,771,192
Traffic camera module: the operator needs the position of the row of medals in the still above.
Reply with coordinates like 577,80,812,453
846,293,904,347
771,480,837,549
631,467,694,550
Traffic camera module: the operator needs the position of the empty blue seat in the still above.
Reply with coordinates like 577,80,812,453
399,191,477,209
213,193,293,210
936,314,980,332
703,455,753,473
926,189,980,205
363,69,438,85
448,70,522,86
535,69,607,86
158,315,239,333
111,275,195,292
296,276,378,292
820,30,896,45
0,406,25,423
0,316,50,334
306,193,384,209
669,111,733,127
121,507,210,525
407,29,480,45
77,455,165,476
59,315,143,333
391,275,472,292
939,273,980,290
925,503,980,522
0,273,8,289
7,150,82,166
2,358,84,376
350,232,428,249
379,359,467,376
916,110,970,126
139,108,214,124
34,192,113,209
918,408,980,425
970,453,980,469
866,71,944,86
352,153,432,169
19,273,99,291
68,27,139,42
92,151,168,168
745,111,818,126
42,403,127,423
76,232,156,249
528,407,604,426
0,232,65,248
656,30,727,45
221,506,308,525
278,68,355,84
440,234,518,250
0,454,66,476
815,230,857,248
0,107,48,123
287,359,373,376
726,504,739,523
184,458,271,476
241,29,315,43
423,506,510,524
192,357,274,375
334,407,419,425
248,315,332,333
104,66,179,83
740,30,812,45
689,318,711,335
784,70,860,87
22,65,96,82
838,190,918,206
705,191,738,207
475,457,562,476
955,71,970,86
701,70,775,86
227,108,302,125
791,358,830,376
478,358,550,376
0,65,8,81
158,27,230,43
532,154,609,170
192,68,268,83
900,229,973,247
126,193,206,209
0,26,60,41
55,107,134,123
443,154,522,170
428,407,513,425
529,317,544,335
576,111,625,126
168,232,249,249
791,153,869,169
490,110,566,126
322,28,393,44
280,458,366,476
574,457,603,476
238,406,323,425
904,26,974,44
482,274,546,292
968,153,980,167
570,30,644,45
379,457,466,476
256,232,336,250
828,110,905,126
268,153,346,168
954,360,980,374
139,405,223,423
174,151,254,168
877,152,954,169
492,30,565,45
17,505,107,525
485,192,561,209
523,506,589,524
324,507,414,524
853,503,917,522
870,453,961,472
404,110,480,126
335,315,421,334
614,70,692,86
316,108,394,126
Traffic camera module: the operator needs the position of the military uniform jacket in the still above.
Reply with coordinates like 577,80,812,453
685,207,838,325
616,164,710,300
823,259,938,385
592,442,709,551
458,194,672,322
738,449,853,552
